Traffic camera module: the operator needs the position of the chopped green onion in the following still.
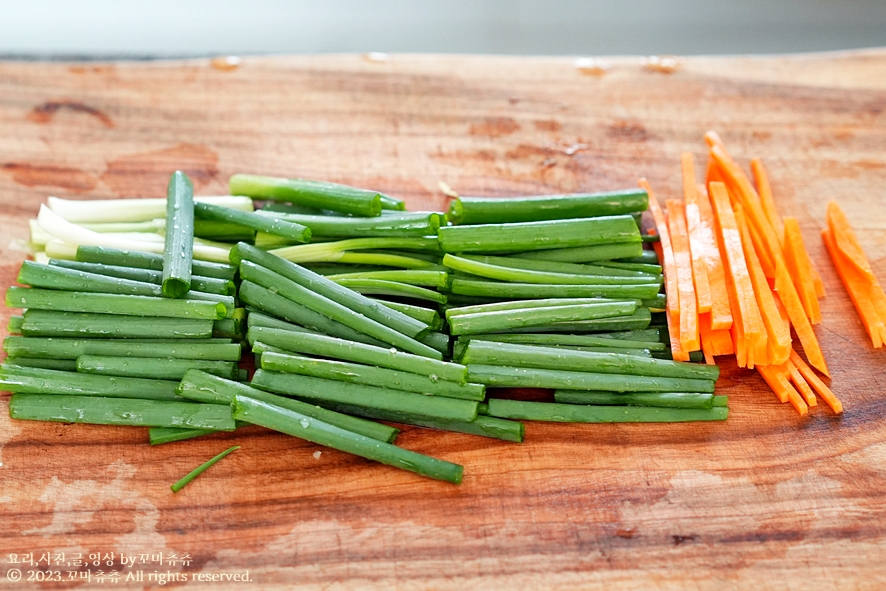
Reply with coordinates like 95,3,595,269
3,336,241,361
0,364,182,400
449,278,662,300
332,278,447,304
162,171,195,297
449,301,637,336
486,399,728,422
229,174,388,217
49,259,234,295
76,245,236,280
19,310,214,339
553,390,715,409
75,355,238,381
171,445,240,492
6,287,224,320
511,242,643,263
195,202,310,242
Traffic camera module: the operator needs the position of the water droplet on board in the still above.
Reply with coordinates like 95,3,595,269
312,451,322,459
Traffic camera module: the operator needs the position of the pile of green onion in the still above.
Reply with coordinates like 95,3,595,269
2,173,725,487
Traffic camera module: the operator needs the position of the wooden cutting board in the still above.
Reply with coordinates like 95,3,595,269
1,50,885,590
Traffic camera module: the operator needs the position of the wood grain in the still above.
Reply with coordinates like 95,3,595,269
1,50,885,590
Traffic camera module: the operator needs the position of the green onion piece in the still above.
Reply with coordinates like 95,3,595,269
438,216,640,254
149,426,226,445
443,254,659,285
231,395,461,483
252,370,478,422
75,355,238,381
486,399,728,422
229,174,386,217
445,297,631,318
712,395,728,407
369,299,442,329
239,260,441,359
171,445,240,492
595,328,664,341
595,260,663,274
194,219,256,242
270,237,440,264
449,301,637,336
447,189,648,225
239,281,387,347
418,331,451,356
9,393,235,430
162,171,195,297
177,370,398,442
254,211,439,238
0,364,182,400
6,287,224,320
231,243,429,338
261,202,324,215
332,278,447,304
501,309,653,334
8,315,23,334
19,310,213,339
4,357,77,371
195,202,310,242
618,251,661,265
512,242,644,263
466,364,716,393
454,332,665,351
449,278,661,300
553,390,714,409
461,341,719,380
472,255,659,278
76,245,236,280
247,326,467,382
260,351,485,401
246,311,317,334
50,260,235,295
2,338,244,362
326,270,450,289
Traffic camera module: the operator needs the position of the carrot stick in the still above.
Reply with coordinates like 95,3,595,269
667,199,700,352
750,158,785,248
710,328,735,357
698,312,716,364
710,145,784,277
774,256,830,375
682,154,713,314
709,182,766,368
783,217,822,324
648,224,689,362
746,217,776,279
640,179,679,322
790,349,843,414
738,205,792,366
826,200,886,330
758,364,809,416
822,227,886,348
787,360,817,407
695,183,733,330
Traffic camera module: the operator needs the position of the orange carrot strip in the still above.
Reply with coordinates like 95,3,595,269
710,145,784,276
787,360,817,407
756,364,790,403
746,217,776,279
783,217,822,324
640,179,679,322
703,130,728,153
750,158,785,248
826,200,886,330
649,224,689,362
790,349,843,414
774,256,830,375
783,377,810,416
709,182,766,368
682,154,712,313
695,183,733,330
822,228,886,348
738,205,792,366
710,328,735,357
698,312,716,364
667,199,700,352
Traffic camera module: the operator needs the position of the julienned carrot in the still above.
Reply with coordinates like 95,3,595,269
733,205,770,366
666,199,700,352
745,218,775,279
786,360,817,407
750,159,785,248
757,363,808,416
826,200,886,332
640,179,679,322
783,217,822,324
737,206,791,366
822,228,886,348
698,313,716,364
681,154,712,313
710,145,783,278
695,183,733,330
774,256,830,375
790,349,843,414
709,182,766,368
648,226,689,362
709,327,734,356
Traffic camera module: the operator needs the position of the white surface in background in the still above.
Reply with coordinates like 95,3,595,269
0,0,884,57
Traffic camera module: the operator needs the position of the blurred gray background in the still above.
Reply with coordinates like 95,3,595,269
1,0,885,58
